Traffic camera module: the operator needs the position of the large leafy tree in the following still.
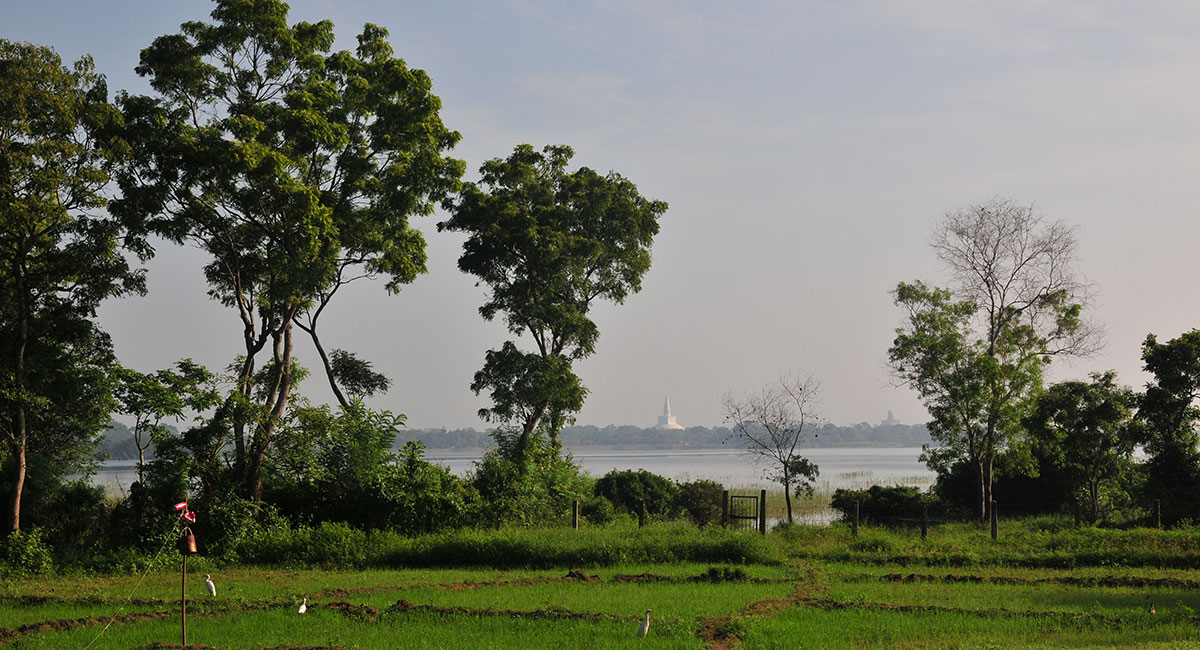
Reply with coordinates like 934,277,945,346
114,0,462,500
439,144,667,456
1023,371,1137,523
112,360,219,486
0,40,145,534
889,198,1098,520
1137,330,1200,525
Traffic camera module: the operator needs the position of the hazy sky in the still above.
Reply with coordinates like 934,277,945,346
5,1,1199,430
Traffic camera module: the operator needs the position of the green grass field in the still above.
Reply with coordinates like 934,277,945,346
5,522,1200,648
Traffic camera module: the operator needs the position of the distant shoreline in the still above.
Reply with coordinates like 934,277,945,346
99,422,932,461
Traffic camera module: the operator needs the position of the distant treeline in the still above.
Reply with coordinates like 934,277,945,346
391,421,931,451
99,420,929,461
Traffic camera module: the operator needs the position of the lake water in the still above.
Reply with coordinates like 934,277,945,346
91,446,933,496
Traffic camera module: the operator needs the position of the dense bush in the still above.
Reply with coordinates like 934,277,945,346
580,493,616,525
389,441,479,534
263,406,479,535
0,528,54,577
470,428,591,528
676,479,725,526
27,479,110,561
593,469,678,519
831,485,938,525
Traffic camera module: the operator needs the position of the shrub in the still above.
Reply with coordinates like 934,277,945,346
388,441,479,534
203,496,291,561
831,485,937,525
594,469,678,519
470,429,591,528
580,494,615,525
0,529,54,577
308,521,369,566
30,479,109,561
676,479,725,526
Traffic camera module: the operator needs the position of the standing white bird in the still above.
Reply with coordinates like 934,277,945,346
298,597,307,614
204,574,216,597
637,608,653,638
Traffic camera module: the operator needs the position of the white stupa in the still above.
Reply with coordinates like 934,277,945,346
655,396,684,430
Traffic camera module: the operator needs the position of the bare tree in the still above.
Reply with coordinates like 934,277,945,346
722,372,821,524
932,197,1101,359
891,197,1101,521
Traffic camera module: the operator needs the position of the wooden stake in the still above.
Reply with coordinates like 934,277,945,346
181,554,188,646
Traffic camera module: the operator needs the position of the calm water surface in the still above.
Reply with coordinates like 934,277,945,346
93,446,932,495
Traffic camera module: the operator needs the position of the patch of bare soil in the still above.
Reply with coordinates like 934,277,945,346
322,601,379,622
0,599,298,644
697,583,809,650
0,610,173,643
0,594,170,607
135,644,359,650
612,572,789,584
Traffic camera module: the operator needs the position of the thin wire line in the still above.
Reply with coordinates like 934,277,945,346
82,521,181,650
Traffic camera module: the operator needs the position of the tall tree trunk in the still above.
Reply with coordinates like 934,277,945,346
303,324,348,409
233,353,254,480
296,292,350,410
248,321,295,502
7,276,30,534
983,457,994,523
1089,480,1100,523
783,467,794,524
976,458,987,522
6,425,25,535
519,401,550,461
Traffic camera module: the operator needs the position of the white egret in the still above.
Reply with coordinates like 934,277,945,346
298,597,308,614
204,574,216,597
637,608,653,638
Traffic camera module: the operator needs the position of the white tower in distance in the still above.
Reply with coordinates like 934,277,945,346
655,396,684,430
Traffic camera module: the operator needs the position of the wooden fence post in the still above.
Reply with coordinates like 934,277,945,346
852,501,859,537
1156,499,1162,529
572,498,579,529
759,489,767,535
921,503,927,540
638,499,646,528
990,500,998,540
722,490,729,528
